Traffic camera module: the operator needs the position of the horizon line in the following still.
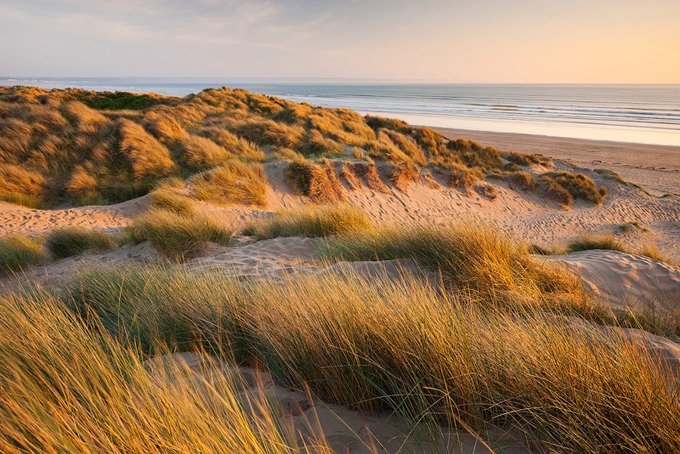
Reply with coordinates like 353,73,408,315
2,76,679,86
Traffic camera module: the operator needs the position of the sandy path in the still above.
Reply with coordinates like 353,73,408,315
0,196,148,237
435,127,680,196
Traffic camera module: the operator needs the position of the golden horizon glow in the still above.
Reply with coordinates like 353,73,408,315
0,0,678,83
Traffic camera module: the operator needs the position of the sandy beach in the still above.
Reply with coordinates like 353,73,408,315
435,128,680,196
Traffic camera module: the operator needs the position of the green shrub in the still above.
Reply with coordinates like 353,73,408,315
245,204,373,240
0,235,45,274
46,227,115,259
128,209,231,261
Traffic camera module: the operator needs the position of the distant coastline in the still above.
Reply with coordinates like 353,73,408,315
2,78,679,147
434,127,680,196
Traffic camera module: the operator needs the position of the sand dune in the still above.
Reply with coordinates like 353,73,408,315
435,127,680,196
545,250,680,309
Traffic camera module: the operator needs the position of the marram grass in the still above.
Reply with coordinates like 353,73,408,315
56,264,680,452
0,292,329,453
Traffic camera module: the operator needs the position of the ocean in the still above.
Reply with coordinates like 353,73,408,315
2,78,679,146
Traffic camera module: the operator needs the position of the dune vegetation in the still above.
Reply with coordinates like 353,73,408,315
127,208,231,261
1,86,673,453
0,234,45,274
45,227,115,259
244,204,373,240
0,85,607,209
4,254,674,452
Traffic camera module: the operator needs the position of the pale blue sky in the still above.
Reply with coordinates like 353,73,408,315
1,0,679,82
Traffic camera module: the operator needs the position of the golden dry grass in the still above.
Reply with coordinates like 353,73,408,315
449,165,482,194
182,134,232,170
128,209,231,261
244,204,373,240
0,85,614,210
191,160,268,207
287,160,346,204
0,164,48,208
0,235,45,275
148,188,196,216
118,119,175,179
45,227,115,259
55,263,680,452
0,292,329,453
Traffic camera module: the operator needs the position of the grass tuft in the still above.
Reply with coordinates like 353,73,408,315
0,235,45,274
149,188,195,216
45,227,115,259
245,204,372,240
192,160,268,207
541,172,605,205
0,292,327,452
53,265,680,453
322,222,594,314
128,209,231,261
567,234,628,253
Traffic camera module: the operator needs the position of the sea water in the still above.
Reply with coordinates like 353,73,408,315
2,78,679,146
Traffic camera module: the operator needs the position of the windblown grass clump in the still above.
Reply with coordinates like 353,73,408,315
504,170,536,191
567,234,628,253
0,235,44,274
66,167,100,205
539,176,574,207
118,119,175,179
447,138,501,171
502,151,549,167
0,293,327,453
474,182,498,200
449,165,482,193
192,160,268,207
0,164,48,208
364,115,412,134
391,164,421,191
244,204,373,240
45,227,115,259
298,130,344,156
639,243,673,264
286,160,345,203
322,223,593,314
148,187,195,216
233,118,305,148
128,209,231,261
57,265,680,452
540,172,606,205
181,134,231,169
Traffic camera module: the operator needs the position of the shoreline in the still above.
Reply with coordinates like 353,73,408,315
434,127,680,196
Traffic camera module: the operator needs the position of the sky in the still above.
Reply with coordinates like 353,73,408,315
1,0,679,83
